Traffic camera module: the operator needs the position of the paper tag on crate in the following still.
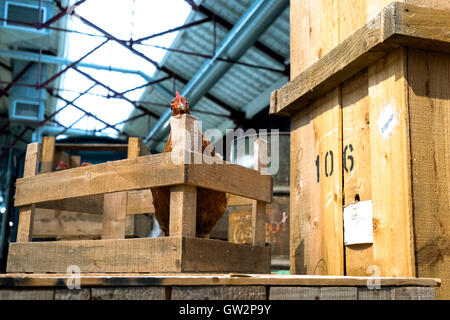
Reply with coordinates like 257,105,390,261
377,104,398,139
343,200,373,245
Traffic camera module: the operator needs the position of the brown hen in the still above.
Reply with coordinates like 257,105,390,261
151,92,227,237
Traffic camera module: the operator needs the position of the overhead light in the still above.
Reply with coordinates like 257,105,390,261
0,207,5,214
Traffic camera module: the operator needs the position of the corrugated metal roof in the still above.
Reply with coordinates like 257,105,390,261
124,0,289,152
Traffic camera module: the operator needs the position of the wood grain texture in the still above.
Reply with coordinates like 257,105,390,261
16,142,40,242
368,47,415,277
270,286,320,300
171,286,266,300
0,273,440,288
127,137,150,159
393,286,435,300
342,70,375,276
15,153,271,206
102,191,128,239
91,287,165,300
0,289,54,300
169,185,197,237
290,89,343,276
407,48,450,299
357,287,394,300
6,237,270,274
40,136,55,173
54,289,91,300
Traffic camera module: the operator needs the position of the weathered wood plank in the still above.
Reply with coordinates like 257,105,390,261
357,287,394,300
33,209,151,239
342,70,375,276
171,286,266,300
91,287,166,300
270,287,320,300
0,273,440,288
54,289,91,300
6,237,270,274
319,287,358,300
0,289,54,300
40,136,55,173
16,142,40,242
368,48,415,277
169,185,197,237
102,191,128,239
407,48,450,299
15,153,271,206
55,143,128,152
7,237,183,273
393,286,435,300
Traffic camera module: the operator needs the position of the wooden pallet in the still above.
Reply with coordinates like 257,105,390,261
0,273,439,300
8,114,272,274
271,1,450,299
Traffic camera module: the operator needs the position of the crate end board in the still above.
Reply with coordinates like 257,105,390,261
271,2,450,116
6,237,271,274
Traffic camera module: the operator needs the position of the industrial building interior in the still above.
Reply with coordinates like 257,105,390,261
0,0,291,271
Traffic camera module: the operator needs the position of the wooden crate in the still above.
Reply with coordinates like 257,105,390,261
8,114,272,274
271,1,450,299
33,136,155,240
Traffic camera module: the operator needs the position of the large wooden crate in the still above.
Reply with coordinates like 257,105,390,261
7,115,272,274
271,1,450,299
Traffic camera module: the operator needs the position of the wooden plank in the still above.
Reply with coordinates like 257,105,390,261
290,89,343,276
393,287,435,300
126,190,155,214
181,238,270,274
16,142,40,242
0,289,54,300
15,153,272,206
32,209,150,239
169,185,197,238
70,155,81,168
171,286,266,300
15,152,184,206
407,48,450,300
36,191,155,215
35,195,104,214
289,0,339,79
102,191,128,239
186,163,272,202
368,47,415,277
272,2,450,116
226,194,252,207
40,136,55,173
6,237,270,274
54,289,91,300
0,273,440,288
319,287,358,300
357,287,394,300
270,287,320,300
252,138,269,246
91,287,166,300
342,70,375,276
7,237,183,273
127,137,150,158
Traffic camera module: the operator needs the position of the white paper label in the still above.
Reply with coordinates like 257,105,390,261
343,200,373,245
377,104,398,139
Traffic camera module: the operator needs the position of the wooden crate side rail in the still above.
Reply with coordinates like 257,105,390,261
15,153,272,207
270,2,450,116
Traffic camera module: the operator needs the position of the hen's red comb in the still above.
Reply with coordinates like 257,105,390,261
176,91,182,104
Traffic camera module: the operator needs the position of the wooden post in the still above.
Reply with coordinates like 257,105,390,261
252,138,269,246
169,115,200,238
40,136,55,173
16,143,40,242
102,137,149,239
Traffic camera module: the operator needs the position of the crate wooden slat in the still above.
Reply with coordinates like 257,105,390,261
15,154,272,207
6,237,270,274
